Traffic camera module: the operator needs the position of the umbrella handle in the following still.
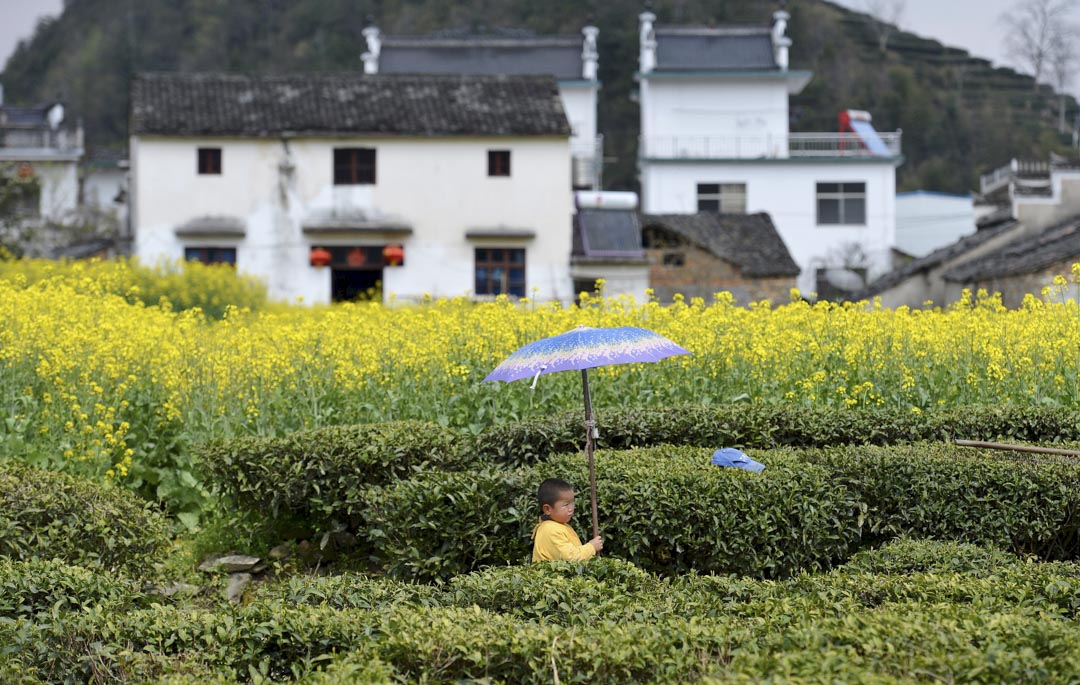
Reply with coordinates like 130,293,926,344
582,369,600,542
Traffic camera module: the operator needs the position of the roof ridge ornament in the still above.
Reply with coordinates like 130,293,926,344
639,7,657,74
362,22,382,74
772,6,791,71
582,24,600,81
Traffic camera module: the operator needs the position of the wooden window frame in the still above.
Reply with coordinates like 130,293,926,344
488,149,511,177
184,246,236,265
474,247,526,297
197,148,222,175
334,148,377,185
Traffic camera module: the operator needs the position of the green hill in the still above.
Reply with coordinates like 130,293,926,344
2,0,1075,194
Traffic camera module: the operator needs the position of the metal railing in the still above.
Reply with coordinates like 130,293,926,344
0,126,83,152
639,131,902,160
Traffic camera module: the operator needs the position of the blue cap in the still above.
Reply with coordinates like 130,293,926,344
711,448,765,473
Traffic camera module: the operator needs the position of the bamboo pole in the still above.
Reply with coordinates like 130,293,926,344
955,439,1080,457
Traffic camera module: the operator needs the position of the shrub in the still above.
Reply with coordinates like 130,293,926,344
7,601,740,684
197,421,470,535
364,446,863,581
0,558,144,620
363,442,1080,581
363,467,536,580
808,443,1080,559
0,459,171,575
473,404,1080,466
841,537,1030,575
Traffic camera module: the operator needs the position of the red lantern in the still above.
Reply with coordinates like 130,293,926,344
309,246,332,268
347,247,367,267
382,244,404,267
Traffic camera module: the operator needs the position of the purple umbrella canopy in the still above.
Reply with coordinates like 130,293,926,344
483,325,691,384
484,325,691,538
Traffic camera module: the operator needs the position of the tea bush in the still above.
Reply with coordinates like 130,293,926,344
361,444,1080,581
474,404,1080,466
10,540,1080,683
0,558,144,620
197,421,469,535
809,443,1080,559
0,459,172,575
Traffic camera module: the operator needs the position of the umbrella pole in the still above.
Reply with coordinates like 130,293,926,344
581,369,599,540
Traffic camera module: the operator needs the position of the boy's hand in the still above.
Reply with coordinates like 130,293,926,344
588,536,604,553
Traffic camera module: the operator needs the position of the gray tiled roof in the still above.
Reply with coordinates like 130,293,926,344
131,72,570,137
860,221,1020,296
381,36,584,81
655,27,777,72
943,217,1080,282
641,212,799,277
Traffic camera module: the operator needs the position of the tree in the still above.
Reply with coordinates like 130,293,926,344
1000,0,1078,91
863,0,906,55
1049,23,1078,131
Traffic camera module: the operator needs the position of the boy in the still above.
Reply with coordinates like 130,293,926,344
531,478,604,562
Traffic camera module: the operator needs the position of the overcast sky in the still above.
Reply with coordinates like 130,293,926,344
0,0,1065,86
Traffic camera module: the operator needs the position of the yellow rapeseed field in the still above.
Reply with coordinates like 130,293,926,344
0,259,1078,491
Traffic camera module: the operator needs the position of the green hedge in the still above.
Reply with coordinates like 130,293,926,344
196,421,469,534
474,404,1080,466
362,444,1080,581
0,558,145,620
809,444,1080,559
9,541,1080,683
363,447,862,581
0,459,172,576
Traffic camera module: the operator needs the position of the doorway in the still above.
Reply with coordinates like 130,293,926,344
331,269,382,302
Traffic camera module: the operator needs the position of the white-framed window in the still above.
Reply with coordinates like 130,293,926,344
696,183,746,213
816,182,866,225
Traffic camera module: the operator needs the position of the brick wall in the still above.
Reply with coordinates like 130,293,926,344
646,245,796,305
973,257,1080,308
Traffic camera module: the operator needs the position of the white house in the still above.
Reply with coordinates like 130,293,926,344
0,92,83,226
636,9,903,296
360,23,603,189
130,72,574,304
895,190,975,258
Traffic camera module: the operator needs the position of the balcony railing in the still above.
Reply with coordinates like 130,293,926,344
0,126,84,153
571,134,604,190
639,131,902,160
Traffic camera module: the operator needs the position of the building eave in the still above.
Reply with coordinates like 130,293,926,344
640,155,905,167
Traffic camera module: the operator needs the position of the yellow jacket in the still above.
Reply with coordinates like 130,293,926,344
531,519,596,562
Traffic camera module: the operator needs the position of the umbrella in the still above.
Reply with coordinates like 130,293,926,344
483,325,691,538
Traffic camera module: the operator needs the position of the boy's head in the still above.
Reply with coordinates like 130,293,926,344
537,478,575,524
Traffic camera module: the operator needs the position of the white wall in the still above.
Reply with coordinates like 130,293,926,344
641,160,897,294
33,160,79,220
559,83,598,145
133,135,574,304
641,77,790,156
895,191,974,258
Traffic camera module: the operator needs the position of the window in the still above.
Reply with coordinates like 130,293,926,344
475,248,525,297
696,183,746,213
816,182,866,225
662,252,686,267
334,148,376,185
488,150,511,177
184,247,236,265
197,148,222,175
